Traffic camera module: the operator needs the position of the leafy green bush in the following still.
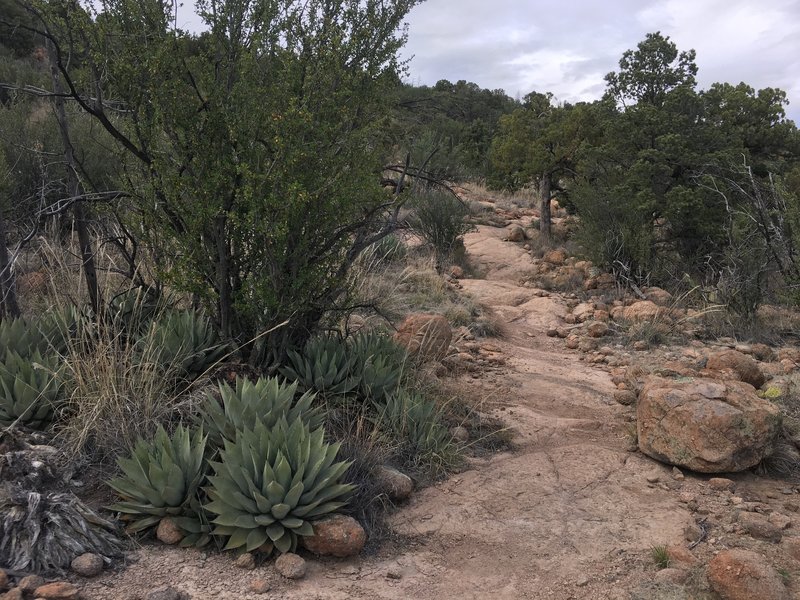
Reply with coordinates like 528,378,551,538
205,418,354,554
141,310,229,382
201,377,324,448
0,350,61,429
108,425,209,544
406,189,474,267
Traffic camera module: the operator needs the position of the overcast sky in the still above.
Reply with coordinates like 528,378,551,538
401,0,800,121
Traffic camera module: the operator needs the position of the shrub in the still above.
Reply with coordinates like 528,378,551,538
108,425,209,542
201,377,324,448
205,418,354,555
406,189,474,269
0,350,61,429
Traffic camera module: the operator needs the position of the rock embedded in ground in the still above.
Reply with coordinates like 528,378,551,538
275,553,306,579
666,544,696,566
377,465,414,501
706,349,766,388
144,586,184,600
621,300,666,323
33,582,81,599
542,248,567,265
71,552,104,577
613,390,636,406
234,552,256,570
637,376,781,472
707,549,789,600
450,426,470,443
248,579,271,594
393,314,452,362
303,514,367,557
1,589,23,600
738,512,783,542
17,576,44,593
156,517,184,545
506,225,526,242
586,321,609,338
653,568,689,585
783,537,800,561
769,512,792,530
709,477,736,492
571,302,595,322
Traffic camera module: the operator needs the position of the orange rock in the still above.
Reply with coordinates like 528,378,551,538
707,349,766,388
303,514,366,558
707,549,789,600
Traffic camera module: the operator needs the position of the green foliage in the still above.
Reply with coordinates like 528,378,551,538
107,425,209,543
650,545,671,569
107,288,163,338
406,189,474,267
142,310,229,382
0,317,50,360
350,331,406,401
201,377,323,447
283,331,405,401
205,418,354,554
375,390,454,467
0,350,61,429
283,335,360,397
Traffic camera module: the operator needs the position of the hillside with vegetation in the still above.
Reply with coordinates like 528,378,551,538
2,1,800,599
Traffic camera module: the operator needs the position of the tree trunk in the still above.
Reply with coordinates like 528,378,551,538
539,173,552,240
46,41,102,316
0,208,20,319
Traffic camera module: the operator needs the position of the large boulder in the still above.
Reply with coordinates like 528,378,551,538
393,314,452,361
637,376,781,472
707,549,789,600
706,349,766,388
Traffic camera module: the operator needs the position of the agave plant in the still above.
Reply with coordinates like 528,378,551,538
108,425,209,543
107,287,162,337
201,376,324,448
142,310,229,382
0,318,50,361
376,390,453,459
351,331,406,401
205,418,354,554
0,350,62,429
282,334,359,397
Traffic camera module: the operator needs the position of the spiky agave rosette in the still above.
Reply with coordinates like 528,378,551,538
205,417,354,554
107,425,209,544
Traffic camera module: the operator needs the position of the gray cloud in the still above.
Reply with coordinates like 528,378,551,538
402,0,800,120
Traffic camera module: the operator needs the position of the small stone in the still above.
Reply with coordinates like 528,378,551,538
234,553,256,570
303,514,367,557
613,390,636,406
587,321,609,338
275,553,306,579
144,586,182,600
666,544,697,566
646,473,660,484
672,467,685,481
156,517,184,545
785,502,800,513
709,477,736,492
738,511,783,542
33,582,80,599
684,521,702,542
654,568,689,585
575,575,590,587
633,341,648,351
783,537,800,561
546,327,559,337
248,579,271,594
71,552,104,577
18,576,45,593
377,466,415,502
386,568,402,580
450,426,469,443
769,513,792,530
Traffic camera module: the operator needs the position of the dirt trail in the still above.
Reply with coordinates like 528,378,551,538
85,219,697,600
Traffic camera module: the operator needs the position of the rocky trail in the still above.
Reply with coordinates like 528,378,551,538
79,208,800,600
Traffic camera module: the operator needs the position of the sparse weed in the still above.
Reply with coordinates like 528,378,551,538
651,545,671,569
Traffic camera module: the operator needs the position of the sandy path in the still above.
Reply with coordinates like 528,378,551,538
85,221,695,600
